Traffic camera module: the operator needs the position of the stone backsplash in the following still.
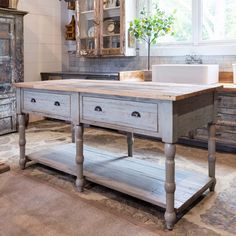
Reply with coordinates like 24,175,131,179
65,53,236,73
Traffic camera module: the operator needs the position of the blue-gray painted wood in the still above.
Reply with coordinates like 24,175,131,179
0,8,27,135
16,86,217,230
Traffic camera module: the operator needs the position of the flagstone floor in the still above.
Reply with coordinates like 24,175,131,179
0,120,235,236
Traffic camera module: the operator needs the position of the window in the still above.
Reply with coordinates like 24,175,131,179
202,0,236,41
151,0,192,43
139,0,236,56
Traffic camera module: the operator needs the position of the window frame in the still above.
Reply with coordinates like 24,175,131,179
139,0,236,56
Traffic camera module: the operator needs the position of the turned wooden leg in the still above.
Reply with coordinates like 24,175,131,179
18,114,26,170
75,124,84,192
208,123,216,191
127,132,134,157
164,143,176,230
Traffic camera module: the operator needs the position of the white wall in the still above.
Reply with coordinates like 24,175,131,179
17,0,66,122
18,0,64,82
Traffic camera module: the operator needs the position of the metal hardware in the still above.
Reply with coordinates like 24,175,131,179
94,106,102,112
31,98,36,103
185,54,203,64
131,111,141,118
54,101,61,106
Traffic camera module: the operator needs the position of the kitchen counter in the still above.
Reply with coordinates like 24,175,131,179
15,79,221,101
15,80,221,229
220,83,236,92
41,71,119,81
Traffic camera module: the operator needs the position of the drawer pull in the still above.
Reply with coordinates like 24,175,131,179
54,101,60,106
131,111,141,118
31,98,36,103
94,106,102,112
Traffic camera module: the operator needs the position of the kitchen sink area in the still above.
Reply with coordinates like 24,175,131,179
152,64,219,84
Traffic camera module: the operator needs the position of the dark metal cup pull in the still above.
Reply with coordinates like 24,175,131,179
95,106,102,112
131,111,141,118
31,98,36,103
54,101,60,106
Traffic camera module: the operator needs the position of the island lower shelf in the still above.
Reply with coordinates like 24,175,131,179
27,143,214,213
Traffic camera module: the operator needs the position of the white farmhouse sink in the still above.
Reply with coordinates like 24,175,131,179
152,64,219,84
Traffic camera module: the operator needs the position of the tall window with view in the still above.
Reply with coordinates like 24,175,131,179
150,0,192,43
202,0,236,41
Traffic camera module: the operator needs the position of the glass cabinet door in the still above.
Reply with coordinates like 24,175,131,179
100,0,124,56
77,0,99,56
0,18,14,93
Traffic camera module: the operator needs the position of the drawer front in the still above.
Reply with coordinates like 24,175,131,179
23,90,71,118
81,96,158,132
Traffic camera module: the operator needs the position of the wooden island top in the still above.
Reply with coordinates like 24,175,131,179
14,79,222,101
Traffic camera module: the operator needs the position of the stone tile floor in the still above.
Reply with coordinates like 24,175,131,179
0,120,236,236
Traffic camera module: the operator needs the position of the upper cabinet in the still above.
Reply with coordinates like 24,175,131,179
76,0,136,57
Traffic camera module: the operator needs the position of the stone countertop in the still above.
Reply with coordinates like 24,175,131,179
14,79,222,101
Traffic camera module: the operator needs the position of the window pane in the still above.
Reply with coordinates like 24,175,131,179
138,0,147,12
151,0,192,43
202,0,236,41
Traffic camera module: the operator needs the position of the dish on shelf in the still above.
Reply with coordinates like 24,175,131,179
103,0,118,9
87,26,95,37
103,19,120,35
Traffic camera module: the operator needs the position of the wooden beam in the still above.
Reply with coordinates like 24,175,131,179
0,163,10,174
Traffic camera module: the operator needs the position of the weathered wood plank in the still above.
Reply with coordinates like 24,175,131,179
0,163,10,174
23,90,71,119
219,72,233,83
176,93,214,139
81,96,158,132
27,143,213,213
0,10,27,135
13,79,221,101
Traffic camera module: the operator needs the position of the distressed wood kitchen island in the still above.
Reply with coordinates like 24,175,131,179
14,80,221,230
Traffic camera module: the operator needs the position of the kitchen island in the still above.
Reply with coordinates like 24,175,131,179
14,80,221,230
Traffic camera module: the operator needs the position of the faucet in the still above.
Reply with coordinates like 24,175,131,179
185,54,203,64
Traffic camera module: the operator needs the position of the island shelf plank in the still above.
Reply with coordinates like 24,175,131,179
27,143,214,214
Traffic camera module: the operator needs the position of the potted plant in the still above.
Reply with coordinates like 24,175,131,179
129,6,175,71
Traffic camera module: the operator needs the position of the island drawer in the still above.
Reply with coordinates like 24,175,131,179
23,90,71,118
81,96,158,132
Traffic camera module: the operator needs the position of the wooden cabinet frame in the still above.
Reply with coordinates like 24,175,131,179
0,8,27,135
75,0,136,57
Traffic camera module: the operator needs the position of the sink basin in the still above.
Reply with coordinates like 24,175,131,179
152,64,219,84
